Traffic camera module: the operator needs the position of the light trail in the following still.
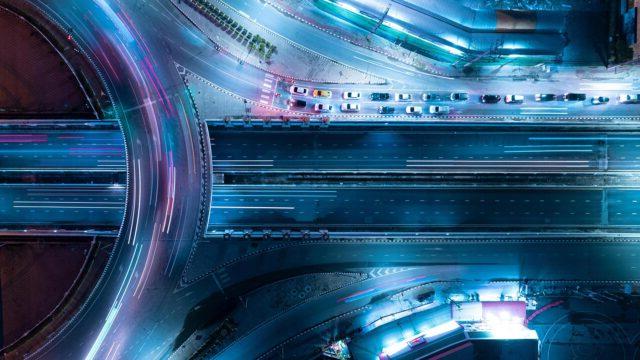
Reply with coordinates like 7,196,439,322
13,201,123,204
211,205,296,210
503,149,594,153
12,206,123,209
213,164,274,167
406,160,589,163
405,164,590,167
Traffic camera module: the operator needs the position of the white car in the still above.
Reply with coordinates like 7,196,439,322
429,105,450,114
289,85,309,96
340,103,360,112
505,94,524,104
314,103,333,112
405,105,423,115
619,94,640,103
396,93,412,101
342,91,361,100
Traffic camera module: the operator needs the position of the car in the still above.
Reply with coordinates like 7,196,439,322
289,99,307,107
422,93,441,101
429,105,450,114
396,93,412,101
370,92,391,101
314,103,333,112
591,96,609,105
563,93,586,101
289,85,309,96
405,105,423,115
340,103,360,112
535,93,556,102
619,93,640,103
342,91,361,100
312,89,332,98
505,94,524,104
378,106,395,114
480,94,501,103
450,92,469,101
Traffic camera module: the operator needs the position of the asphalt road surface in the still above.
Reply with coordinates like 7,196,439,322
210,126,640,173
0,183,125,230
208,185,640,232
0,128,126,171
210,126,640,231
16,0,640,359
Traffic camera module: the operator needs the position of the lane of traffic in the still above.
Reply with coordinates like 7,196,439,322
208,185,640,231
0,129,126,171
210,128,639,173
0,183,125,230
279,84,640,118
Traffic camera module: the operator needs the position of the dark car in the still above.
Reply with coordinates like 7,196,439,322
480,94,501,103
450,92,469,101
422,93,441,101
564,93,586,101
378,105,395,114
370,92,391,101
289,99,307,107
535,93,556,102
591,96,609,105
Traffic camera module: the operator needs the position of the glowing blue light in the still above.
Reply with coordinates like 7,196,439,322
423,320,461,338
380,321,461,359
383,20,406,31
381,339,409,357
335,1,359,13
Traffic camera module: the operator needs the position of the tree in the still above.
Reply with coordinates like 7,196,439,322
266,44,277,59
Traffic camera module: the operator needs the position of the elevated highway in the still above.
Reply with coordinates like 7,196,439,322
210,125,640,174
209,124,640,233
0,124,126,235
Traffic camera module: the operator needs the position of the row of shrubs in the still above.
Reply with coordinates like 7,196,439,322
192,0,277,61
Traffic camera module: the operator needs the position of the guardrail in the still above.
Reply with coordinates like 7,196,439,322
204,229,640,242
206,114,640,129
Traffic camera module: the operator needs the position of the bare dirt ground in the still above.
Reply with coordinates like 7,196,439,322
0,7,87,114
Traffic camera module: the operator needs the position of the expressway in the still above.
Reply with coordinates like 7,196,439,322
209,125,640,231
0,183,125,231
208,185,639,232
210,126,640,173
0,128,126,171
10,0,640,359
0,126,126,233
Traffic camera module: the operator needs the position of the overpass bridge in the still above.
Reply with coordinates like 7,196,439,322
0,121,125,237
207,122,640,235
